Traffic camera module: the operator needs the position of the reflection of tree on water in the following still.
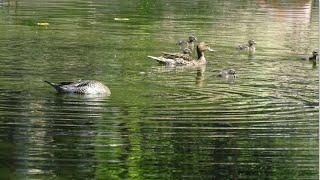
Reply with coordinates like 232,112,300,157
14,94,116,179
95,104,150,179
210,137,240,180
0,90,50,179
0,0,18,14
258,0,312,24
257,0,316,53
135,110,242,179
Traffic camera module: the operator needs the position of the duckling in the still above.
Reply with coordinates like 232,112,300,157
44,80,111,95
182,48,192,55
239,39,256,53
148,42,214,66
217,69,236,79
301,50,319,61
177,35,198,52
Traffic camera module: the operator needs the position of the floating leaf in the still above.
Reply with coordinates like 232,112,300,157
37,22,49,26
114,18,129,21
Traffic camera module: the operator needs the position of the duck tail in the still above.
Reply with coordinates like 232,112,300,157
147,55,162,61
44,80,62,92
44,80,54,86
148,56,170,65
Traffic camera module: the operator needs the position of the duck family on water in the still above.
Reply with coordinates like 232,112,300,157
44,35,318,95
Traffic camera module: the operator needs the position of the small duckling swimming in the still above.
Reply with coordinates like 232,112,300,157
217,69,236,79
44,80,111,95
239,39,256,53
148,42,214,66
177,35,198,52
180,47,192,55
301,50,318,61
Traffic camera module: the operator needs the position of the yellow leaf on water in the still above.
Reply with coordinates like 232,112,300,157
37,22,49,26
114,18,129,21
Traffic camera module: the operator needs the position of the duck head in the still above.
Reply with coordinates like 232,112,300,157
312,50,318,58
196,42,215,59
248,39,256,46
188,35,198,43
197,42,215,52
227,69,236,75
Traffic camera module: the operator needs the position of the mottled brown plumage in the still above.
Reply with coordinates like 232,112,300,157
148,42,214,66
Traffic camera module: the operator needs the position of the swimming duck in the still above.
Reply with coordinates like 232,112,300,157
182,48,192,55
44,80,111,95
239,39,256,52
301,50,319,61
217,69,236,79
177,35,198,52
148,42,214,66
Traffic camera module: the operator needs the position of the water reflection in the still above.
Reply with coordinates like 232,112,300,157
195,66,207,87
258,0,315,52
150,64,208,87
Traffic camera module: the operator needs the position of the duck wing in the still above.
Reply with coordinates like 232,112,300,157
59,81,79,85
238,44,248,50
72,80,91,87
161,52,193,61
147,55,177,65
148,51,195,65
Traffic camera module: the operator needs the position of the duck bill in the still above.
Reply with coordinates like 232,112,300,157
207,47,215,52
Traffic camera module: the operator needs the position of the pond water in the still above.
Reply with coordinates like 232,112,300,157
0,0,318,179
